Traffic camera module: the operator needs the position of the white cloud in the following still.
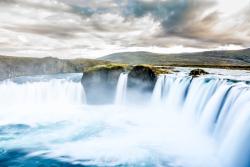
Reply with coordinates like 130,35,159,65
0,0,249,58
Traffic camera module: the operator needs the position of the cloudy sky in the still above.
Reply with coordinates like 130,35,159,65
0,0,249,58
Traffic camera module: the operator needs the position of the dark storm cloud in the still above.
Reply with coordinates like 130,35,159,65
121,0,220,45
3,0,250,46
123,0,192,22
63,0,218,44
120,0,250,47
64,0,246,47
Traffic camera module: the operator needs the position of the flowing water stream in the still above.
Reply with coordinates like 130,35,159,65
0,72,249,167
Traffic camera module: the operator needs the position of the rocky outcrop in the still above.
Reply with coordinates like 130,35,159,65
128,65,157,92
126,65,157,104
189,69,208,77
81,64,161,104
82,64,162,104
81,64,126,104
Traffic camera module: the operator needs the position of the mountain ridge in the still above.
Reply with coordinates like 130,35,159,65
99,48,250,69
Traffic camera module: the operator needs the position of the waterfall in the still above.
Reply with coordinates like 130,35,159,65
151,74,165,104
0,74,86,106
115,73,128,105
151,74,250,135
0,72,250,167
150,74,250,167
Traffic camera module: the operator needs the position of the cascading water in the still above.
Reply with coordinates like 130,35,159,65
115,73,128,105
150,73,250,167
0,77,85,106
0,72,250,167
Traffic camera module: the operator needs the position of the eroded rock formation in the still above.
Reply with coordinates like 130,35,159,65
81,64,160,104
81,65,126,104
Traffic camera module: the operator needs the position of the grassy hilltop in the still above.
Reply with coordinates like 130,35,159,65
1,48,250,80
99,48,250,70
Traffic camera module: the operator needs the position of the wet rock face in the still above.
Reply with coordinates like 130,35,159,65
81,64,158,105
127,65,157,104
81,66,125,104
128,65,157,92
189,69,208,77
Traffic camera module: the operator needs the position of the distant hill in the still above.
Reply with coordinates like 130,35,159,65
0,56,109,80
1,48,250,80
99,49,250,69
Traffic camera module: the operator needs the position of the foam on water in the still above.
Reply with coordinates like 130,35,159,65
0,72,249,167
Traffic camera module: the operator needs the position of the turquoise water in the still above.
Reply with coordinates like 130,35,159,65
0,73,250,167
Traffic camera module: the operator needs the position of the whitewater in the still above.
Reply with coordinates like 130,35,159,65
0,71,250,167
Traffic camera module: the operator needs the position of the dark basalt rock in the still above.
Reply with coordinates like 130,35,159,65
81,65,126,104
189,69,208,77
128,65,157,92
127,65,157,104
81,64,161,105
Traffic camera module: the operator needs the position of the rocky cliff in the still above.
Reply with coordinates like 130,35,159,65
81,64,126,104
81,64,169,104
0,56,108,81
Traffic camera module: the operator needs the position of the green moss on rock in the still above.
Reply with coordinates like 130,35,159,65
82,64,127,104
84,63,129,73
131,64,171,75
